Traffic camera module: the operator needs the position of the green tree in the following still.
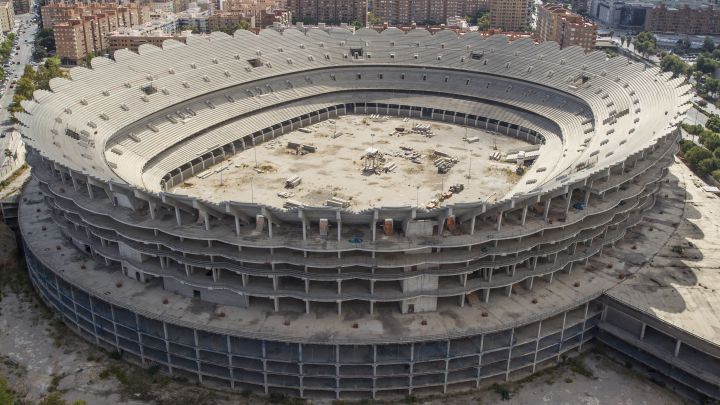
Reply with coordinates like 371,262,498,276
8,57,67,122
698,157,719,174
477,13,491,30
673,37,691,55
367,12,381,26
633,31,657,57
685,145,713,168
701,132,720,150
38,392,87,405
0,376,15,405
660,54,688,78
696,54,719,74
237,19,251,30
702,37,716,53
707,114,720,132
706,78,720,98
84,51,95,67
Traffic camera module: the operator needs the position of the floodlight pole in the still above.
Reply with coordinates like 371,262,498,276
254,147,258,168
416,186,420,209
250,177,254,203
467,142,472,180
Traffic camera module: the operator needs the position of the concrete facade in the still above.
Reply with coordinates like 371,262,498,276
15,29,714,401
536,4,597,51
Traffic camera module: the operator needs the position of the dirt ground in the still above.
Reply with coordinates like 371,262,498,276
0,163,29,200
173,115,530,209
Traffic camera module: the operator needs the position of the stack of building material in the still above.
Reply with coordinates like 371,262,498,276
325,196,350,208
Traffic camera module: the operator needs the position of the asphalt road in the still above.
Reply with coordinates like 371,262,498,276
0,12,38,169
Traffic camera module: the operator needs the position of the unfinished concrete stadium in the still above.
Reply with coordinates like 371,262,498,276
14,27,720,401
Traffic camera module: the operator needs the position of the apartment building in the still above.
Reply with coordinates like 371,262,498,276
149,1,175,13
107,28,189,53
370,0,488,25
286,0,366,24
645,4,720,35
0,2,13,33
537,4,597,51
45,3,146,65
173,0,191,13
490,0,532,31
207,11,254,31
42,3,144,29
222,0,285,27
13,0,30,15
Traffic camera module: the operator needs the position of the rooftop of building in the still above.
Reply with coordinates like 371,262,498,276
605,161,720,346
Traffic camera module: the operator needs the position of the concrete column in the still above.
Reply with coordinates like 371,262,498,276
578,302,590,352
202,210,210,231
544,197,552,222
336,211,342,242
299,209,307,241
640,323,646,340
674,340,682,357
174,207,182,226
521,205,528,225
148,201,157,220
470,215,476,235
193,329,203,383
505,328,514,381
532,320,542,372
475,335,484,388
234,215,241,236
557,311,567,360
525,276,533,290
564,189,574,216
496,211,503,231
70,173,79,192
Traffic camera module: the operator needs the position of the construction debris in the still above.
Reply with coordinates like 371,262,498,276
287,142,317,154
285,176,302,188
325,196,351,208
432,150,459,174
283,199,304,209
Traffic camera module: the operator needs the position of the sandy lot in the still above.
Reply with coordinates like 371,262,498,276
172,115,530,209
